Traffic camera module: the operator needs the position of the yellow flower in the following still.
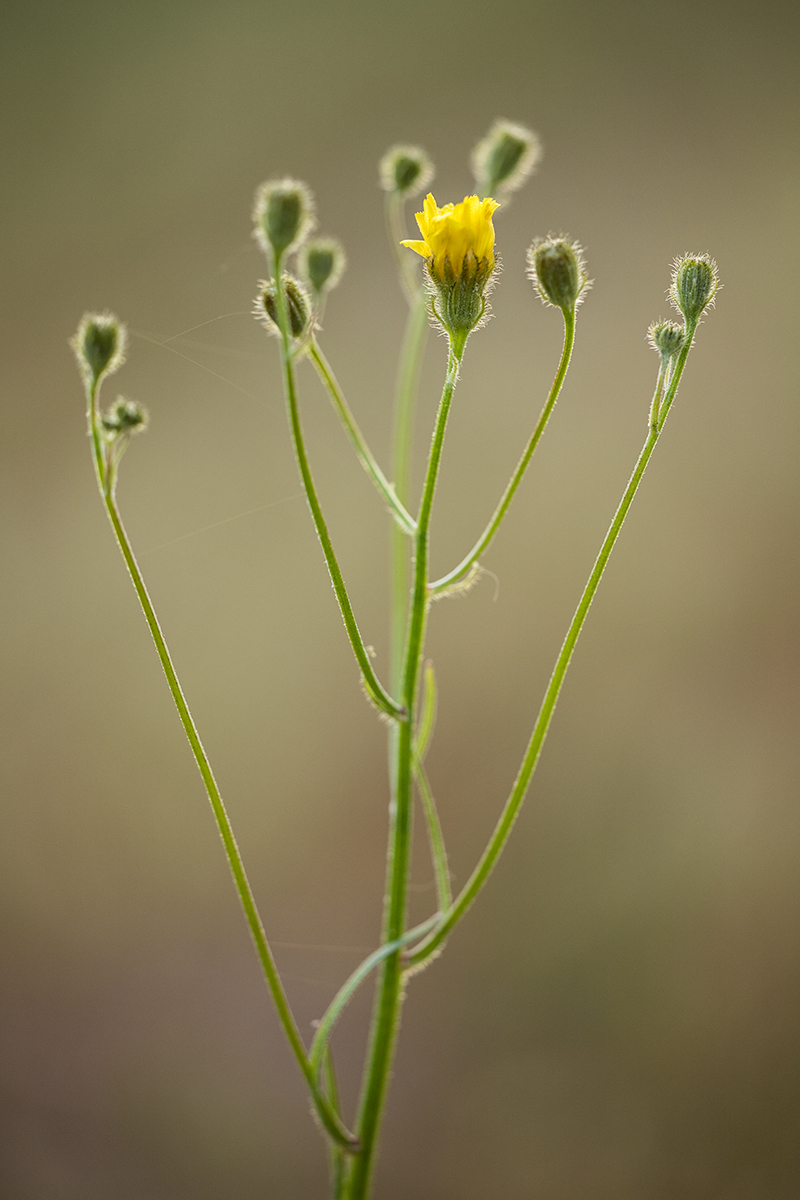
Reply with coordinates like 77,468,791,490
402,193,500,276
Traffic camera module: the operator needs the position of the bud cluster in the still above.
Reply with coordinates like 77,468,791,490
252,179,346,347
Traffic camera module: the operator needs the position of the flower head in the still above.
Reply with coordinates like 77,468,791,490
402,192,499,278
402,193,500,353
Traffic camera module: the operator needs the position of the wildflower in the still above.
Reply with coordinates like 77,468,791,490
403,193,499,277
402,193,500,351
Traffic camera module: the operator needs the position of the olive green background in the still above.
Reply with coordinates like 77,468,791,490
2,0,800,1196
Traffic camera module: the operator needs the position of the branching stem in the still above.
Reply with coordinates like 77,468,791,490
406,321,698,968
84,378,358,1153
430,307,575,596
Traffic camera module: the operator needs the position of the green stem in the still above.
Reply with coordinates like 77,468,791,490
414,659,437,762
84,382,357,1151
406,326,698,968
309,915,439,1082
308,340,416,536
324,1049,347,1199
386,204,428,959
411,662,450,907
429,307,575,596
273,265,404,721
390,295,429,687
413,757,452,912
345,349,461,1200
649,361,667,431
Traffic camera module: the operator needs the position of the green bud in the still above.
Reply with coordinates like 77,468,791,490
255,275,311,339
379,145,434,197
253,178,315,259
71,312,127,387
300,237,346,294
670,254,719,323
101,397,148,435
472,119,541,197
648,320,686,362
527,237,589,312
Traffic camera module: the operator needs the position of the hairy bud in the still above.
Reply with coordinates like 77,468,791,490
71,312,127,388
670,254,719,323
527,237,589,312
648,320,686,362
253,179,315,259
255,275,311,339
472,119,541,197
300,238,346,295
101,397,148,436
379,145,434,197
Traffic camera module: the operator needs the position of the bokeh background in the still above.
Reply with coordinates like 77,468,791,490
2,0,800,1196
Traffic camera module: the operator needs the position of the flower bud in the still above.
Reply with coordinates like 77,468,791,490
379,145,434,197
300,238,346,295
670,254,719,323
648,320,686,362
253,179,315,259
101,397,148,435
255,275,311,339
527,237,589,312
71,312,127,388
472,119,541,197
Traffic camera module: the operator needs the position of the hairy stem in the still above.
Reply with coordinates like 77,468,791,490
273,264,404,720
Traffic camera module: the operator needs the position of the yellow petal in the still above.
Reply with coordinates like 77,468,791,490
401,192,499,276
400,239,431,258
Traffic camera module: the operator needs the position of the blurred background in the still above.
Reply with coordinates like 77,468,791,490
2,0,800,1196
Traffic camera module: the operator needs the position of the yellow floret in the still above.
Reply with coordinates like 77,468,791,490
402,193,499,276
